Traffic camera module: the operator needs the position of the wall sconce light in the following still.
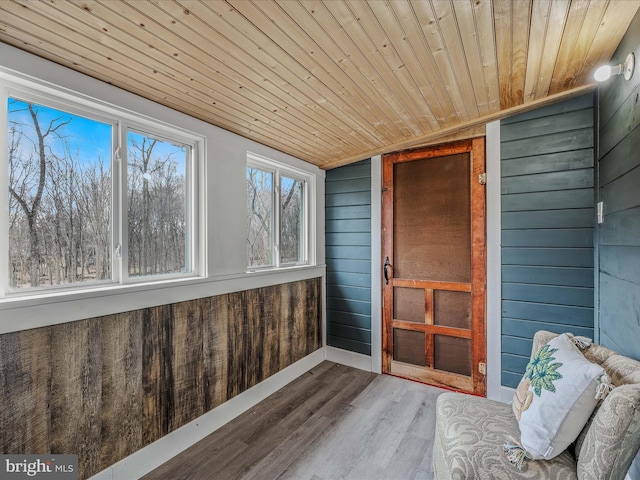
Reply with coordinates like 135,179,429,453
594,53,635,82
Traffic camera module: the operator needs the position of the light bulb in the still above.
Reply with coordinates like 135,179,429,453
594,65,612,82
594,54,634,82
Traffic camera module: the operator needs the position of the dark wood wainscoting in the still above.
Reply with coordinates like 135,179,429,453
0,278,322,479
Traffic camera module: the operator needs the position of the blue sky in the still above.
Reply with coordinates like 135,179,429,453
8,97,111,166
8,98,187,175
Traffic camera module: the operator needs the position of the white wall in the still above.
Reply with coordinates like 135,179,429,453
486,120,503,401
0,43,325,334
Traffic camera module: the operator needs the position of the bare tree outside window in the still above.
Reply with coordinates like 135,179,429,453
7,98,111,290
280,176,303,264
246,161,306,269
246,166,273,267
127,131,188,277
6,98,194,293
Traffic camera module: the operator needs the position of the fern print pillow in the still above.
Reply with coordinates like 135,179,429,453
512,333,606,460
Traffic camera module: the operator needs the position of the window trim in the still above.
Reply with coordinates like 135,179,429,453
246,152,315,271
1,76,206,298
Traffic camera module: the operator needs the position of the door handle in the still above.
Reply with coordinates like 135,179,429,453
384,256,391,285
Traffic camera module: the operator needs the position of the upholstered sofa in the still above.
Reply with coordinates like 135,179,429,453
433,330,640,479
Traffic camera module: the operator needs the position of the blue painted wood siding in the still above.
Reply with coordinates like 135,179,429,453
501,94,595,388
597,13,640,480
597,12,640,363
326,159,372,355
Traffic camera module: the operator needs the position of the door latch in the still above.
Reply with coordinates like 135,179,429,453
478,173,487,185
384,256,391,285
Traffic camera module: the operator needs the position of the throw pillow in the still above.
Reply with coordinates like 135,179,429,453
511,333,607,461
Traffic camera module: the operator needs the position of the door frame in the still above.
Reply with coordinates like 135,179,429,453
380,138,487,396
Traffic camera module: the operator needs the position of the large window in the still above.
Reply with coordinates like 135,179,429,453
4,90,201,295
247,154,309,269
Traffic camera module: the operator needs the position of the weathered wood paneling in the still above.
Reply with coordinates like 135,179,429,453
171,300,206,431
0,329,50,454
50,320,103,479
500,94,595,388
0,278,322,479
100,312,143,466
325,159,372,356
141,304,173,445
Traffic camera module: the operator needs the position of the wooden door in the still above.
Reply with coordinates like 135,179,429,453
382,138,486,395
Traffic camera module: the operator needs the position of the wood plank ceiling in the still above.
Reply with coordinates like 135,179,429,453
0,0,637,169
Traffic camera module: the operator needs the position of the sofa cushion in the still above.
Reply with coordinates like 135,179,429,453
577,374,640,479
434,392,577,479
513,333,606,460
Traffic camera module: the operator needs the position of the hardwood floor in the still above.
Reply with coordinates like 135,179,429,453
143,361,446,480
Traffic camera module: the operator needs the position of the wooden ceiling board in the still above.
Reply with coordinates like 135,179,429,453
170,0,369,153
430,1,481,119
410,1,470,122
451,0,500,116
548,0,596,94
155,2,358,155
382,1,459,124
534,0,572,99
217,0,388,150
0,0,638,169
494,0,515,109
365,0,451,126
253,1,403,144
509,0,534,107
524,0,553,103
45,1,308,146
473,0,501,113
323,0,436,136
93,0,322,148
291,0,417,140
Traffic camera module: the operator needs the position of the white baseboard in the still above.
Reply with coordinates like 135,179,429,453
325,346,373,372
500,386,516,404
90,348,326,480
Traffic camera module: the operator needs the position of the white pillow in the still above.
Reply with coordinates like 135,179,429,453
511,333,605,460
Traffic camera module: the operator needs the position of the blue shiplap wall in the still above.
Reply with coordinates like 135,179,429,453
500,94,595,388
597,12,640,362
325,159,372,355
598,15,640,479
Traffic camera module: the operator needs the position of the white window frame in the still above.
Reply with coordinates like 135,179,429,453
0,77,206,299
246,152,315,271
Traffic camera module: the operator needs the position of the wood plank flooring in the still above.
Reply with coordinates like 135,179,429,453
142,361,445,480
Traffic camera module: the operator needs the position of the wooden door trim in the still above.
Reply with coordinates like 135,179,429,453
471,137,487,396
391,322,472,339
382,156,394,374
381,138,487,396
391,361,473,392
392,279,471,292
384,139,476,164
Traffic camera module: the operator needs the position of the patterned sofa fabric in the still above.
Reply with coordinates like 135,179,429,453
433,392,578,479
433,330,640,480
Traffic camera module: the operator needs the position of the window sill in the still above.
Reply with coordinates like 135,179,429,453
0,265,326,335
246,263,313,274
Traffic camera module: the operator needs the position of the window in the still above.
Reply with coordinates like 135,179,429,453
247,154,309,269
4,89,202,295
125,130,191,278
